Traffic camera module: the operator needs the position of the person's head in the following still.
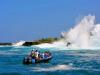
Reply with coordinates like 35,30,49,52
35,50,38,52
31,50,34,53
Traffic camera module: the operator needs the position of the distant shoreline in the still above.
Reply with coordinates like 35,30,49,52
0,43,12,45
23,37,59,46
0,37,59,46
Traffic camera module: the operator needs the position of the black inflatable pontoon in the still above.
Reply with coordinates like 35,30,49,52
23,56,52,64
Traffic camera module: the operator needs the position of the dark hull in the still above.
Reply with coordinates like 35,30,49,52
35,56,52,63
23,56,52,64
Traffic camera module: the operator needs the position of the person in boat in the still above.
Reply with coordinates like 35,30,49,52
44,51,51,58
34,50,39,59
42,53,45,58
30,50,42,59
29,50,35,58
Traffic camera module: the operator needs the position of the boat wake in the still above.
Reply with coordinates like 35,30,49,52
31,64,74,72
31,63,100,72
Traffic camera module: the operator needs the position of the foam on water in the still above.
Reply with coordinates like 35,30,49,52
31,64,74,72
31,64,100,72
35,39,67,49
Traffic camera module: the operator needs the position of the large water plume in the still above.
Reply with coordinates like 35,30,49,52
36,15,100,49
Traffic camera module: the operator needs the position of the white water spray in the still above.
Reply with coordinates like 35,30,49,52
12,40,25,46
62,15,95,48
36,15,100,49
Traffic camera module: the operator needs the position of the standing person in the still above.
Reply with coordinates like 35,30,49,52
35,50,39,58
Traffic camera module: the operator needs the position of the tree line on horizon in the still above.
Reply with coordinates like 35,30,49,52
23,37,59,46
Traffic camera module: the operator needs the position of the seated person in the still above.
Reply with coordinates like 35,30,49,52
30,50,35,58
44,51,51,58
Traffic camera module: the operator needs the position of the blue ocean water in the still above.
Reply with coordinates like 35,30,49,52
0,46,100,75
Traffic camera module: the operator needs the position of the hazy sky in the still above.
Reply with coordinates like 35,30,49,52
0,0,100,42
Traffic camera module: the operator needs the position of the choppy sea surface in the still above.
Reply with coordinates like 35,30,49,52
0,46,100,75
